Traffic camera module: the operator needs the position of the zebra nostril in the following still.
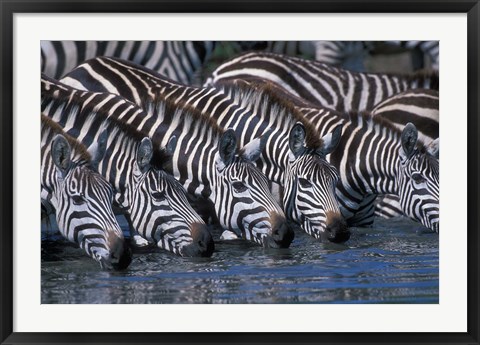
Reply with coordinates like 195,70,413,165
109,241,132,271
189,223,215,257
268,213,295,248
326,217,350,243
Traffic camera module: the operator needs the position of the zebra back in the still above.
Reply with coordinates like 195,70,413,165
371,88,439,143
206,51,439,113
41,41,216,84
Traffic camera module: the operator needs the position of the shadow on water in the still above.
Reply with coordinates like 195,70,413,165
41,216,438,304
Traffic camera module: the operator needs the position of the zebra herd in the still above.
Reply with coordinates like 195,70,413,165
41,40,439,270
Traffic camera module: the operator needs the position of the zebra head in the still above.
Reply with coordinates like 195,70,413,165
397,123,439,232
284,123,350,243
213,129,295,248
50,133,132,270
128,136,214,257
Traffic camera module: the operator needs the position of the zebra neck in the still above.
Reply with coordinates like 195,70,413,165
173,132,217,201
338,117,401,196
299,107,402,196
141,106,219,202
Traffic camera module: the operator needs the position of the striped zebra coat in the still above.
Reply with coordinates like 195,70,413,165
206,51,439,113
42,76,215,257
41,41,215,84
41,115,131,270
60,56,351,243
58,64,295,248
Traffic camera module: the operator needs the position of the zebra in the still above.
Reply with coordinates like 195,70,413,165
58,64,296,248
41,41,216,84
41,114,132,270
206,51,439,113
221,77,439,232
371,89,439,219
42,75,215,257
59,56,351,243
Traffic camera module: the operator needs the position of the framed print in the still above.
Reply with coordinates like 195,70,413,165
1,1,479,344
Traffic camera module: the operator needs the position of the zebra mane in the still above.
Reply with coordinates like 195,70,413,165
42,86,173,172
41,114,92,164
216,79,324,150
141,89,230,149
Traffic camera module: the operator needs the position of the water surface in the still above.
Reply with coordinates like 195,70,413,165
41,217,438,304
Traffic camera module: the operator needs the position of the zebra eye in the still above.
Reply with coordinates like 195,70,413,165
152,191,166,201
298,178,313,188
411,173,426,184
232,181,248,193
72,194,86,205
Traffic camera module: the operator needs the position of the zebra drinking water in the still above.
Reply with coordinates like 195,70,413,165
58,64,296,248
60,56,350,243
42,76,215,257
41,115,132,270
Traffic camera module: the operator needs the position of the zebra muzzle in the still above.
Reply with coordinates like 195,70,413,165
181,223,215,257
263,213,295,249
104,234,133,271
324,213,350,243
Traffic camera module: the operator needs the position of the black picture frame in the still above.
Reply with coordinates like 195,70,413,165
1,1,479,344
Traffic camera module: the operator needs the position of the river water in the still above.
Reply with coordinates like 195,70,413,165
41,216,438,304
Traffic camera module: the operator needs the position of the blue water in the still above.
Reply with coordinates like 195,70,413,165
41,216,438,304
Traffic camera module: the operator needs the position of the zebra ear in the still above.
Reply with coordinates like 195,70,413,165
241,133,268,162
136,137,153,173
289,122,306,158
400,122,418,160
217,129,237,167
166,135,177,155
51,134,72,177
426,138,439,159
87,128,108,168
318,124,342,156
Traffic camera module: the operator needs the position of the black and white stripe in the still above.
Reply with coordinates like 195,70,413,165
41,115,132,270
58,60,295,248
41,41,215,84
206,51,439,113
42,76,214,257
